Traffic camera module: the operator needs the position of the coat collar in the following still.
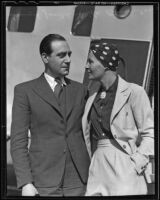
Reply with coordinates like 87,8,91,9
32,74,75,118
33,73,62,116
110,76,131,123
83,75,131,128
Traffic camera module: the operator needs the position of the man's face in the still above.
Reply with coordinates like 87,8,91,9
86,51,105,80
44,40,72,78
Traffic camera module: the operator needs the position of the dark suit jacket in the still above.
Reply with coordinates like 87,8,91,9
10,74,90,189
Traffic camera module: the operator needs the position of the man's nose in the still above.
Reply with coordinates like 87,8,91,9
65,54,71,63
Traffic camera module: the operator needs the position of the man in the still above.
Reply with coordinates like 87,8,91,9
10,34,90,196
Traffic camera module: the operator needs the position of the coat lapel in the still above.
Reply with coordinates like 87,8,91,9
65,78,76,118
110,76,131,124
82,91,97,158
82,92,97,133
33,74,63,116
82,81,100,137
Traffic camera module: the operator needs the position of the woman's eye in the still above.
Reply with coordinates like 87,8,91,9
88,60,92,64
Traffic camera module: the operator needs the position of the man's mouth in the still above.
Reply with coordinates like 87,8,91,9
63,64,70,69
62,66,69,70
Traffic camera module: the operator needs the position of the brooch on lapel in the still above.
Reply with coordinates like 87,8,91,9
100,91,106,99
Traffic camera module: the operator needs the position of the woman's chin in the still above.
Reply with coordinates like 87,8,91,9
88,74,94,80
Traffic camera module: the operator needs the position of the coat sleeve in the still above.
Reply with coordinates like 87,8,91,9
129,85,154,175
10,85,33,188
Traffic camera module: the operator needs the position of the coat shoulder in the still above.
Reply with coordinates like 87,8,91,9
128,82,148,105
67,78,86,89
14,77,39,91
129,82,145,95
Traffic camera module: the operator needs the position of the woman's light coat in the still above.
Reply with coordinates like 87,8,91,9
82,76,154,183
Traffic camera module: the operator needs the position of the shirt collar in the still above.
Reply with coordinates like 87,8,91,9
44,72,67,87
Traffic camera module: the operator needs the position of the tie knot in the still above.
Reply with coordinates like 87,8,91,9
54,78,63,99
55,77,62,85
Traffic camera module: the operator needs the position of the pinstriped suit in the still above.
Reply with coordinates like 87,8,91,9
10,73,90,195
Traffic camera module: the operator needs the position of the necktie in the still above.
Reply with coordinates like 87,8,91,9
54,78,63,99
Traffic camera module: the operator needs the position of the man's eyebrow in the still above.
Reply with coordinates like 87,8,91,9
57,51,72,56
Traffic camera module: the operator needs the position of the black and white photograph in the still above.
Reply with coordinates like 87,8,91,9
1,1,159,199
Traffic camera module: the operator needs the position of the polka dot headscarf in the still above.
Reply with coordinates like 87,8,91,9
90,40,121,71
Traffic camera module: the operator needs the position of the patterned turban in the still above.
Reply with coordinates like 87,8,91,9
90,40,121,71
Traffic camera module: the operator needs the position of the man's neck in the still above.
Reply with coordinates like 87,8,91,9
44,72,66,86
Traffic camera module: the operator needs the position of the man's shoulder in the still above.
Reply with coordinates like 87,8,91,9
66,78,86,88
14,77,40,90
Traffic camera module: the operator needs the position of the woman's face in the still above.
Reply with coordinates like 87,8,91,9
86,51,105,81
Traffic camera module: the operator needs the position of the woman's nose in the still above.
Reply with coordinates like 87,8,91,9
85,62,89,69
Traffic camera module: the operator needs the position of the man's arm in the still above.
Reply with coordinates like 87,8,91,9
10,85,34,190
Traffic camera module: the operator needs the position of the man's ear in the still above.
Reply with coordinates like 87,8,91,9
41,53,49,64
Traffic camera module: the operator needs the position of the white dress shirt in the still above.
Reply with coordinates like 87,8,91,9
44,73,66,92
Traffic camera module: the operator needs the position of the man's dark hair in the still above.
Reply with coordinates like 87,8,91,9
39,34,66,55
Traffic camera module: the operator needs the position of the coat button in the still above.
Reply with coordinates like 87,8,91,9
114,135,117,139
63,149,66,153
99,118,102,123
102,133,105,136
123,145,126,149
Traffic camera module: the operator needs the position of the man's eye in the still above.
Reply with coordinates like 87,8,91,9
59,53,66,58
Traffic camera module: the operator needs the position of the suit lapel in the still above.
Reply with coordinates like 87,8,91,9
65,79,76,118
110,76,131,124
33,74,62,116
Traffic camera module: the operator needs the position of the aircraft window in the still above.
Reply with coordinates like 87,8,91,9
71,5,95,36
114,5,132,19
7,6,37,32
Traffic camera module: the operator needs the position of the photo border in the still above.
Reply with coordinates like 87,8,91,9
1,1,159,199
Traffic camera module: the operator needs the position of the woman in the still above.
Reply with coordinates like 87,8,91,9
82,40,154,196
